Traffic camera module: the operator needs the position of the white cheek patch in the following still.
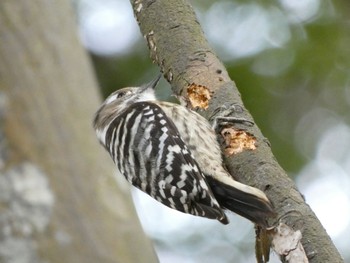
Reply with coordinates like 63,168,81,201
105,94,118,105
137,89,157,102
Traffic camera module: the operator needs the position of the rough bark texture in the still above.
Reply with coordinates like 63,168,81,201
130,0,343,262
0,1,157,263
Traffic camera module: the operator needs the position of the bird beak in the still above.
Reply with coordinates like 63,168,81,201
139,73,162,92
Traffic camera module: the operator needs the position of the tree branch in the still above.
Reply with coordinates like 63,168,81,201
130,0,343,262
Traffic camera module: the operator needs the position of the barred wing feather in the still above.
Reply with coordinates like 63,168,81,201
104,101,228,224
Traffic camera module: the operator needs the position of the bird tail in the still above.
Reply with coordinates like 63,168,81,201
206,176,275,226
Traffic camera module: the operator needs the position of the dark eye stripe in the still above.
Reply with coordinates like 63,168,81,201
117,91,126,98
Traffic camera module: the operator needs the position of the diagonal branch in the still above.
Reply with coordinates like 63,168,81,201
130,0,343,262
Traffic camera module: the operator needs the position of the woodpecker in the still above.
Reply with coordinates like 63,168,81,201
93,75,274,226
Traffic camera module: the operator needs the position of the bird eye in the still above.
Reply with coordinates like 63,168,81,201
117,91,126,98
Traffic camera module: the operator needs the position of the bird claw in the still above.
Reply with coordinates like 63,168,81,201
210,103,254,130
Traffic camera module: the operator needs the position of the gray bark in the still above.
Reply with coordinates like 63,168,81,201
129,0,343,262
0,1,157,262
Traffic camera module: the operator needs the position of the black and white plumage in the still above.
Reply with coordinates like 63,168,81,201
93,75,274,226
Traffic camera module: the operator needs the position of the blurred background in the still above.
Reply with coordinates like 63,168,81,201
75,0,350,262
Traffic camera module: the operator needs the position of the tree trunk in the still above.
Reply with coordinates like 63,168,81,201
130,0,343,262
0,1,157,262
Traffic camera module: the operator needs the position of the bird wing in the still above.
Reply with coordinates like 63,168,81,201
104,101,227,223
